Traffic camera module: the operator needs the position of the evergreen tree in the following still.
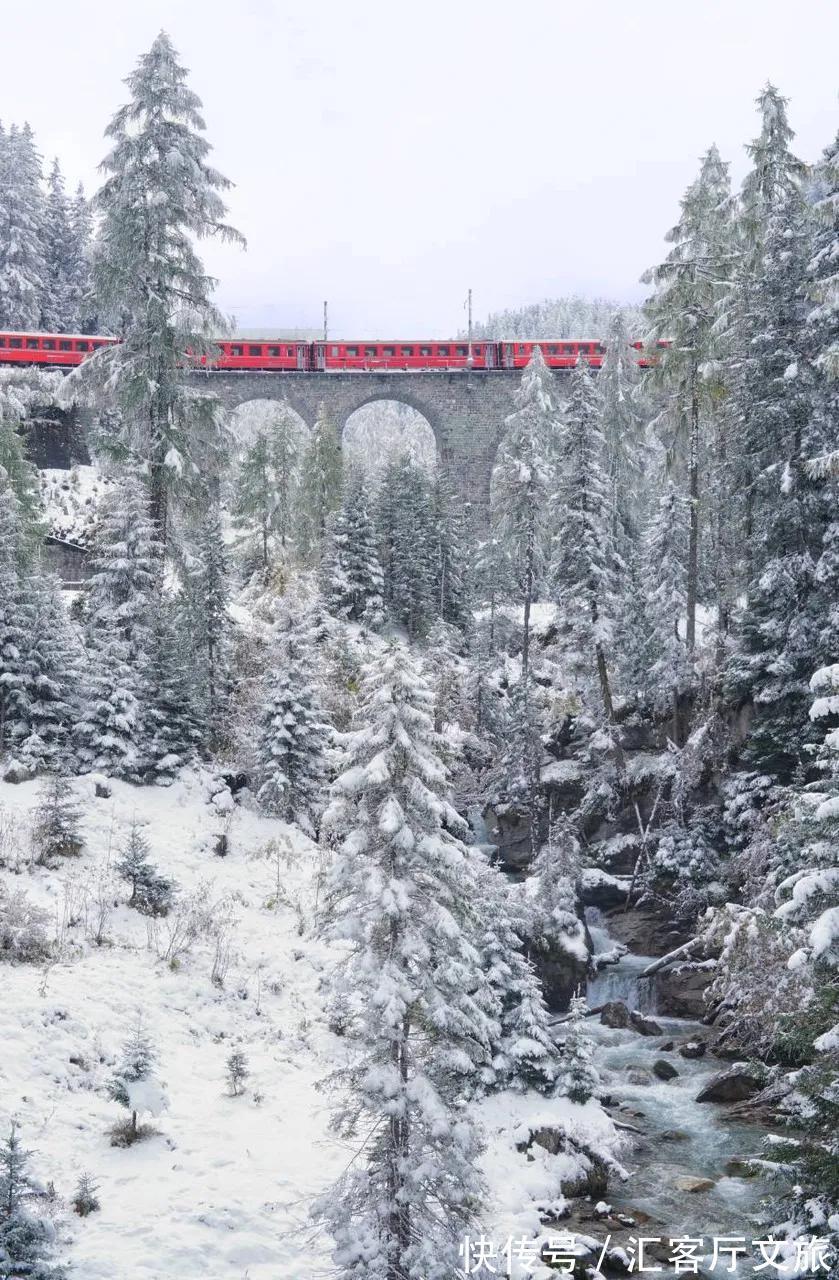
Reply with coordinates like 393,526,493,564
68,183,95,332
322,467,384,625
643,480,694,742
256,632,330,834
553,356,620,726
599,309,648,555
296,402,342,563
317,645,491,1278
18,574,79,773
643,145,733,654
0,370,50,555
0,487,30,756
0,123,45,330
0,1123,66,1280
40,159,79,333
232,406,303,568
142,604,200,783
493,347,557,686
377,454,437,639
558,994,600,1104
108,1020,166,1142
31,774,83,865
115,820,174,915
183,500,231,752
431,472,471,630
84,31,244,545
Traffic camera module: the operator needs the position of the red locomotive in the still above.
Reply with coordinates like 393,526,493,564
0,331,663,372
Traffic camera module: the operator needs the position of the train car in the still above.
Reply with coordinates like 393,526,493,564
498,339,605,370
212,339,309,371
0,331,115,366
312,340,497,371
631,338,670,368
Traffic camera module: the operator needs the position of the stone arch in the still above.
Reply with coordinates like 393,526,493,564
228,396,311,451
332,388,444,455
342,396,438,481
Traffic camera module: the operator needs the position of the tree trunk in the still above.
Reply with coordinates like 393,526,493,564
386,1013,411,1278
686,367,700,653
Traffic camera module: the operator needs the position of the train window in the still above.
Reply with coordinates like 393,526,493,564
231,346,243,356
365,347,377,357
0,337,5,347
330,346,339,357
26,339,39,350
474,346,482,353
347,347,358,356
420,346,432,356
401,347,413,357
456,346,467,357
9,339,21,349
268,346,280,357
75,341,90,352
248,345,261,356
547,345,558,355
43,340,55,350
438,346,449,356
59,340,71,351
383,347,395,357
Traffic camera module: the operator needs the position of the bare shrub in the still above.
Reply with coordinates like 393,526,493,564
0,884,52,963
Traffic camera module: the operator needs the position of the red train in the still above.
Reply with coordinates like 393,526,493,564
0,331,662,372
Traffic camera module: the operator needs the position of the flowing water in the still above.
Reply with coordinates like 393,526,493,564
576,912,776,1265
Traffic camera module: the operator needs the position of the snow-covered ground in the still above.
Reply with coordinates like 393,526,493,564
0,770,622,1279
39,466,111,546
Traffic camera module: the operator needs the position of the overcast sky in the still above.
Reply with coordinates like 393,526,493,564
4,0,838,336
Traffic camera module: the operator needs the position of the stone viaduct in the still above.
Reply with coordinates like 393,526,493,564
200,369,528,519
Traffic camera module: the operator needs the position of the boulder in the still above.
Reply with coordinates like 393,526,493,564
627,1068,653,1086
724,1157,758,1178
653,1059,679,1081
660,1129,690,1142
659,1040,675,1052
679,1040,708,1060
537,948,590,1014
629,1010,664,1037
483,804,536,870
674,1175,715,1193
655,966,712,1018
600,1001,632,1029
696,1066,765,1104
580,868,630,911
526,1129,610,1198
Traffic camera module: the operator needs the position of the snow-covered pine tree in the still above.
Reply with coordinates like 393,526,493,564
0,122,45,330
31,773,83,865
108,1019,167,1143
528,819,589,1009
474,860,558,1093
431,472,471,630
599,310,649,556
643,145,733,654
643,479,694,744
82,31,244,545
18,573,79,773
142,603,200,783
0,369,51,555
256,631,330,834
0,485,30,757
316,644,492,1278
321,467,384,626
558,993,600,1104
40,159,79,333
377,454,437,639
0,1122,67,1280
232,405,303,569
296,402,342,564
493,346,557,686
75,472,161,778
183,499,231,753
552,355,620,725
115,820,174,915
68,183,95,333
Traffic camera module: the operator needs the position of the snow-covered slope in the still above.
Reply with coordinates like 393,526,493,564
0,770,621,1279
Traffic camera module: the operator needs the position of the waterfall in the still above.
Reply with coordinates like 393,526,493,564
585,908,658,1013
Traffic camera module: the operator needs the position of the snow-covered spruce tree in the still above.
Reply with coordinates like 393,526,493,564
0,486,30,757
642,479,694,743
377,454,437,640
75,472,161,778
142,603,200,783
18,574,79,774
643,145,733,654
321,467,384,626
80,31,244,546
431,472,471,630
316,645,492,1279
232,405,303,569
599,309,649,555
115,820,174,916
493,345,558,686
182,499,231,753
0,370,53,555
0,1122,67,1280
474,860,558,1093
0,122,45,330
108,1019,167,1144
68,183,95,333
527,819,588,1007
256,631,330,834
40,159,80,333
558,993,600,1104
296,402,343,564
552,355,621,728
31,773,83,866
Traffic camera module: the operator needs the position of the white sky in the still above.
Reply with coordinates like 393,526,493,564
3,0,838,336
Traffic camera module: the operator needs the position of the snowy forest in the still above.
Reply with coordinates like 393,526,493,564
1,28,839,1280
